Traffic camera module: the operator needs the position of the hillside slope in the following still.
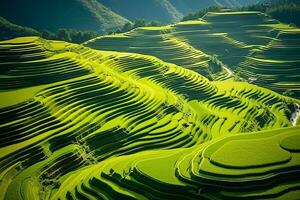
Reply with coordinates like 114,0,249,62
0,36,299,199
0,0,129,33
85,11,300,98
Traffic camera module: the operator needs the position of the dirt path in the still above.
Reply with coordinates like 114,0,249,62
223,66,234,79
291,106,300,126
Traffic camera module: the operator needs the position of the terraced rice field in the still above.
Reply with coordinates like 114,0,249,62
1,11,300,200
85,11,300,99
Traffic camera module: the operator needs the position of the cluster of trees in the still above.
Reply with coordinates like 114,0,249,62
43,19,163,43
0,16,100,43
240,1,300,27
208,54,224,73
41,29,99,44
0,17,40,41
181,6,222,21
180,1,299,27
109,19,162,34
1,15,164,43
4,1,298,43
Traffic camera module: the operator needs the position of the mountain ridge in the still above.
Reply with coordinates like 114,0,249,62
0,0,260,33
0,0,129,33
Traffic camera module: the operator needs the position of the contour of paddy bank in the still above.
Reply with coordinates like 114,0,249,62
0,35,299,200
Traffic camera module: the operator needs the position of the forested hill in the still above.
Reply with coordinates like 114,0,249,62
98,0,260,23
0,0,259,33
0,0,129,33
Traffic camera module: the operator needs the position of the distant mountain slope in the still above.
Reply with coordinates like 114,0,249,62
169,0,260,14
99,0,183,23
213,0,260,7
99,0,260,23
0,0,263,34
169,0,212,14
0,0,129,33
0,17,40,40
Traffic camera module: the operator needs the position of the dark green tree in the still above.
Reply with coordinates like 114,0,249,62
133,19,146,28
121,22,133,32
57,28,71,42
41,30,56,40
181,6,222,21
148,21,162,27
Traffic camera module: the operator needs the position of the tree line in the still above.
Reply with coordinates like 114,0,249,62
42,19,163,43
181,1,300,27
181,6,222,21
240,1,300,27
41,29,99,44
1,16,163,43
108,19,162,34
0,17,100,43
